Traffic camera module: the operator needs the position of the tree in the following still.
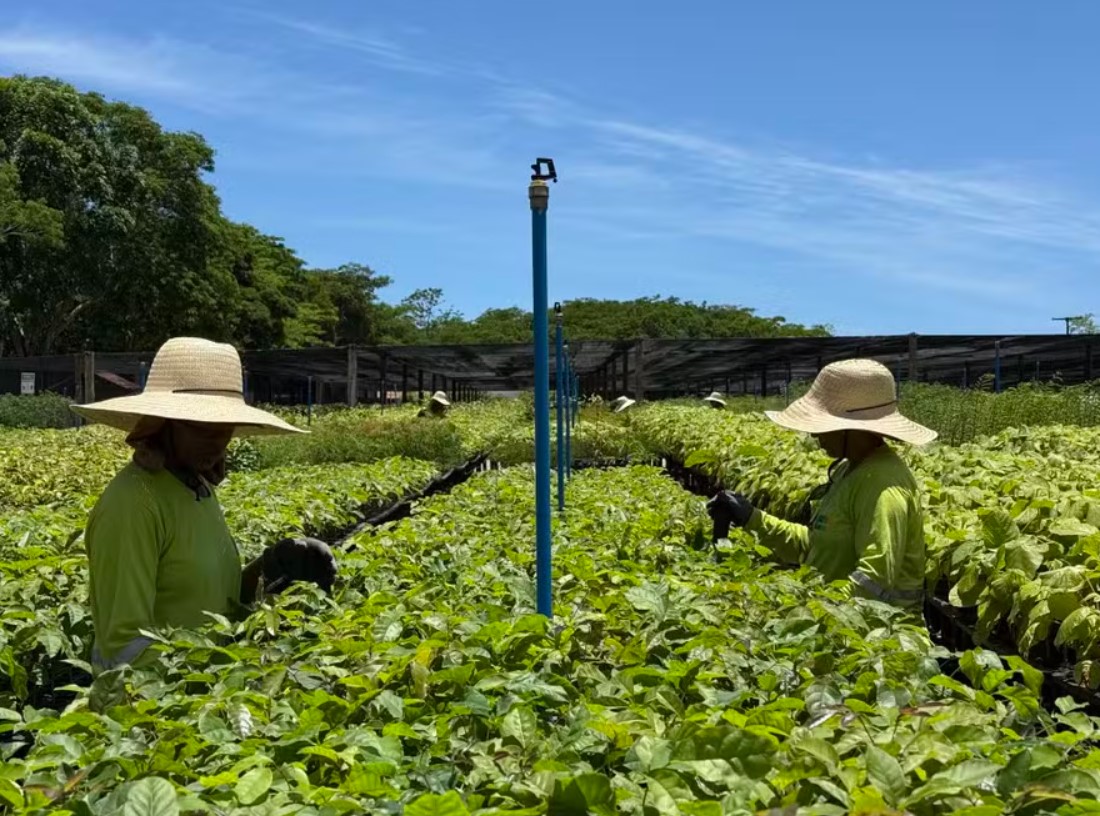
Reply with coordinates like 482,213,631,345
294,263,393,346
1067,314,1098,335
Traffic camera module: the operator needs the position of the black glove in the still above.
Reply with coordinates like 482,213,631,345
262,537,337,595
706,491,755,529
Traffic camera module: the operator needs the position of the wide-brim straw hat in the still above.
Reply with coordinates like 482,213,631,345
764,358,937,445
703,392,727,407
611,396,636,413
429,391,451,406
70,337,303,437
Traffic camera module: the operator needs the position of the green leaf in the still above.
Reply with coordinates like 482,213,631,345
1004,539,1044,578
1049,519,1099,539
227,702,253,740
89,668,127,713
626,736,672,773
982,510,1020,548
373,689,404,720
624,583,669,619
905,760,1002,805
549,773,613,815
234,767,272,805
501,706,538,750
122,777,179,816
866,746,906,806
405,791,469,816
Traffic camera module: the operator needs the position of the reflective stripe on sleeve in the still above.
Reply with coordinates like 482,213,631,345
849,570,924,605
91,635,155,671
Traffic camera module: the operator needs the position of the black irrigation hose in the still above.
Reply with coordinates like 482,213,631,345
334,452,489,549
657,454,1100,717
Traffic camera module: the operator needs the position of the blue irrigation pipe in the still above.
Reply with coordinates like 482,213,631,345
555,304,565,511
530,168,553,618
994,340,1002,393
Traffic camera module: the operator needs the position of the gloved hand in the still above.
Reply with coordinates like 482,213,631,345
262,537,337,595
706,490,755,529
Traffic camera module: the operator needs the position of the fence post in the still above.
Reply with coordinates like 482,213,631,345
73,353,84,404
379,352,388,408
994,340,1002,393
908,333,919,382
1088,340,1095,382
347,346,358,407
402,364,409,403
418,369,424,401
634,340,646,401
82,351,96,404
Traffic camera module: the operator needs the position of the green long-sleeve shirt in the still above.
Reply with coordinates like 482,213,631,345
746,445,926,607
85,464,242,671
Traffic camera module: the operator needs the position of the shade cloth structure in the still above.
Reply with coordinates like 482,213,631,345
3,334,1098,402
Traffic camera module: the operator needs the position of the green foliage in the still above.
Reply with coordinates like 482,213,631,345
0,393,74,428
1,466,1097,812
630,402,1100,679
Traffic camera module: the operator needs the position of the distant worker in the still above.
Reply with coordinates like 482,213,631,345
609,395,636,414
703,391,727,409
75,338,338,672
707,359,936,610
418,390,451,418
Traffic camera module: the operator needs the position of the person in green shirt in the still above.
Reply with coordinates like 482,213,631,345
707,359,938,609
74,337,338,672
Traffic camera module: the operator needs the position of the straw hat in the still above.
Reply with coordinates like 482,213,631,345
429,391,451,407
70,337,303,436
703,391,727,407
610,395,636,413
765,359,937,445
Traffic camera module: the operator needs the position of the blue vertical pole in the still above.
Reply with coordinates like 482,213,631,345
530,170,553,618
555,304,565,511
138,362,148,390
994,340,1002,393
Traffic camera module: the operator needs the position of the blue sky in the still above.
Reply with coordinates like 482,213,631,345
2,1,1099,334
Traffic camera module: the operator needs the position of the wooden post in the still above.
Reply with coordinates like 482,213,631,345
908,333,919,382
82,351,96,405
379,353,388,408
418,369,424,401
402,364,409,403
633,340,645,401
1088,341,1095,382
431,373,438,393
73,353,84,404
347,346,358,407
760,365,767,398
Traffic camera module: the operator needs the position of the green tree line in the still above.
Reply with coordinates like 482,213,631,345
0,75,828,357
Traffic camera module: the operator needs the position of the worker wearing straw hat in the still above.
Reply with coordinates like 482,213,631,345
609,395,636,414
75,337,338,672
418,390,451,418
702,391,727,409
707,359,937,610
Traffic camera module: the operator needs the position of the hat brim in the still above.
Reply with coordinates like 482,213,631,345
764,396,937,446
70,393,305,437
430,396,451,407
612,399,636,413
703,397,727,407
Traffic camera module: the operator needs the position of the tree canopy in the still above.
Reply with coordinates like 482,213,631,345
0,75,829,357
